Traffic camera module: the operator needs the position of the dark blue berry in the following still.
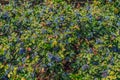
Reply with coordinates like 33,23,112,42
87,13,92,20
22,57,26,63
48,53,61,62
82,64,89,71
86,6,90,11
88,48,93,53
55,56,61,62
65,57,70,61
112,46,119,52
19,48,25,54
60,16,64,21
92,61,99,65
47,62,54,67
1,76,9,80
48,53,54,59
53,47,59,51
2,12,9,20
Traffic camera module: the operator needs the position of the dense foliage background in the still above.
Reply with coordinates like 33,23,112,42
0,0,120,80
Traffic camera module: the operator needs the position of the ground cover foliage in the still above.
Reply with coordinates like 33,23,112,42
0,0,120,80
